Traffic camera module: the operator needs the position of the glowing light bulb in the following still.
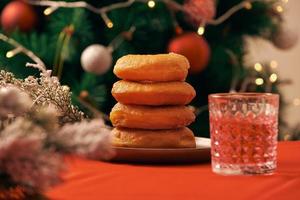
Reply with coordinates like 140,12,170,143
148,1,156,8
6,51,14,58
254,63,263,72
255,78,264,85
269,73,278,83
107,21,114,29
244,2,252,10
293,98,300,106
44,7,57,16
5,48,21,58
197,26,205,35
275,5,284,13
270,60,278,69
282,0,288,3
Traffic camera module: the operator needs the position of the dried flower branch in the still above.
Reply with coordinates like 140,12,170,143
0,118,63,192
50,119,114,160
0,84,113,196
0,86,32,119
0,70,84,124
0,32,112,196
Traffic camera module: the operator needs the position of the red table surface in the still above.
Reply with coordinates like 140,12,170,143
47,141,300,200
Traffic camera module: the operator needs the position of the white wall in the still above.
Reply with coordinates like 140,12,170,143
246,0,300,126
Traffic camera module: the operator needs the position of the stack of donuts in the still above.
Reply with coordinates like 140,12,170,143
110,53,197,148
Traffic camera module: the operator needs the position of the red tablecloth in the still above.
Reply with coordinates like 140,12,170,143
47,141,300,200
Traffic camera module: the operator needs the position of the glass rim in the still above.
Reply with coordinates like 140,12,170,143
209,92,279,99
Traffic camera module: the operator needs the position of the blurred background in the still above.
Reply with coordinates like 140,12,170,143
0,0,299,139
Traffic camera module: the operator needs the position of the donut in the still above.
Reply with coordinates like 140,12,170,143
111,80,196,105
113,53,190,82
110,103,195,129
112,127,196,148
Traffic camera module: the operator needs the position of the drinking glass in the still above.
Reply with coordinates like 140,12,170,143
209,93,279,175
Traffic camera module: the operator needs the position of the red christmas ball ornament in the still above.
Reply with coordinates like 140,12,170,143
184,0,216,27
168,32,211,74
1,1,37,32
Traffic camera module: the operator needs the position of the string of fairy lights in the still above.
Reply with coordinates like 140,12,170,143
253,61,278,86
252,60,300,108
26,0,286,36
3,0,285,60
0,33,47,71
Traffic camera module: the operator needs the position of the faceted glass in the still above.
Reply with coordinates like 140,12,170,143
209,93,279,175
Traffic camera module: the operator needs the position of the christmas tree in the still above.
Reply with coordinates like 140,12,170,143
0,0,294,138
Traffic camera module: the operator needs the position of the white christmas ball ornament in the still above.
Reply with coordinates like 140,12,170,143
272,25,299,50
81,44,112,75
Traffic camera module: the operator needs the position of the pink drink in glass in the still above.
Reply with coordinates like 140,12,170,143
209,93,279,175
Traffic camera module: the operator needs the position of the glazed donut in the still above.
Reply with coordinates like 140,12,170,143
111,80,196,106
113,53,190,82
110,103,195,130
112,127,196,148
